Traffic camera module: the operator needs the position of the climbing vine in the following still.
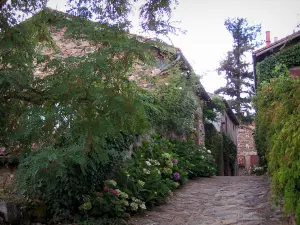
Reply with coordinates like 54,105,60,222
256,42,300,88
203,95,225,122
222,132,237,176
204,123,223,175
151,72,202,136
255,65,300,223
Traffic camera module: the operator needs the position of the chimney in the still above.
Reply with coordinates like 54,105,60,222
266,31,271,46
274,37,278,42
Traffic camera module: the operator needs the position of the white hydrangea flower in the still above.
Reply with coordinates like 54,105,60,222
119,191,129,199
130,202,139,211
137,180,145,187
121,199,129,206
140,203,146,210
131,197,138,202
143,168,150,174
156,168,161,175
165,82,169,85
207,150,211,154
178,87,182,90
162,153,171,159
104,180,117,186
201,156,204,159
145,161,151,166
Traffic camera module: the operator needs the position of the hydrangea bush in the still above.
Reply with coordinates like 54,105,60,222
80,135,216,219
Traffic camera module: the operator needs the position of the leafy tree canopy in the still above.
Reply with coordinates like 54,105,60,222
215,17,261,123
0,0,180,153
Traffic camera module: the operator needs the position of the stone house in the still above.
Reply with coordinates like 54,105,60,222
253,30,300,87
211,98,239,176
212,99,239,146
0,8,210,186
237,124,258,175
252,30,300,169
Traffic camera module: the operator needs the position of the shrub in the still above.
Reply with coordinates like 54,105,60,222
151,74,202,136
171,139,216,178
68,135,217,220
204,123,223,175
116,136,188,207
255,66,300,224
256,42,300,87
222,132,237,176
13,134,134,222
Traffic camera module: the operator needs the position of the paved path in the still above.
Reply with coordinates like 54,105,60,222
130,176,289,225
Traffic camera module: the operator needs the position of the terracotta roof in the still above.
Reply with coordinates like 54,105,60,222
253,30,300,56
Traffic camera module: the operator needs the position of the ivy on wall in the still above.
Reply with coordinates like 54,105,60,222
255,65,300,223
256,42,300,87
222,132,237,176
150,72,202,136
205,123,237,176
204,123,223,175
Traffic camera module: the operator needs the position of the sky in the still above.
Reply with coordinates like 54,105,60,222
47,0,300,93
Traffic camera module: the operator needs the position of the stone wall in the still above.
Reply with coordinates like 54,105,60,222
237,125,257,175
0,158,17,189
237,125,256,156
35,26,166,88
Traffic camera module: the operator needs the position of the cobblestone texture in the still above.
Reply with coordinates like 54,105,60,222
130,176,289,225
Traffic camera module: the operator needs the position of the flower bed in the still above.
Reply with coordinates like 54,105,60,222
78,136,216,219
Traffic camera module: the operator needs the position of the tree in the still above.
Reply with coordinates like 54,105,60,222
0,0,179,218
0,0,180,152
215,18,261,123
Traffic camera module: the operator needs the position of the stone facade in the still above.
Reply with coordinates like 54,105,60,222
36,20,207,143
237,125,258,175
0,158,16,189
34,25,168,88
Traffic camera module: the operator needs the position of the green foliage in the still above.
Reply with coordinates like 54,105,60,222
255,65,300,223
256,42,300,88
151,73,201,135
0,1,212,223
77,217,126,225
215,17,261,122
204,123,223,175
13,134,134,222
0,0,179,35
71,135,216,219
116,136,185,208
203,95,225,122
222,132,237,176
171,139,216,177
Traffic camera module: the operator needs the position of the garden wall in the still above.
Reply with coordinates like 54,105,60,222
237,125,257,175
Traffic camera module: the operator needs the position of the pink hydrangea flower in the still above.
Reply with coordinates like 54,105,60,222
103,186,110,192
111,189,119,196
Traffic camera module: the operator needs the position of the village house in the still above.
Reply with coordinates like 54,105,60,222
212,98,239,146
210,97,239,176
250,30,300,170
0,8,211,187
237,124,257,175
253,30,300,87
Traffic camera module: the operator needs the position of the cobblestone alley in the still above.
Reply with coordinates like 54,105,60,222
130,176,289,225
